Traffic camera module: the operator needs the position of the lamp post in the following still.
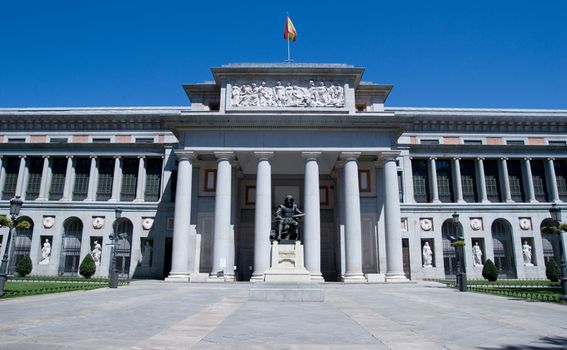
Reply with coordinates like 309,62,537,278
451,212,467,292
109,207,122,288
0,196,24,297
548,203,567,300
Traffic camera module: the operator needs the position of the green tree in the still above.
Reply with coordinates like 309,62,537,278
79,253,96,279
15,255,33,276
482,259,498,282
545,259,560,282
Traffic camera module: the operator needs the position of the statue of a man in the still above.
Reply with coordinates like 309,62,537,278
272,195,303,241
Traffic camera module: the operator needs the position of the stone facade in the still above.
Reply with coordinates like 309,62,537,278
0,63,566,282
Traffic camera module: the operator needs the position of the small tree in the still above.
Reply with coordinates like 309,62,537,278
545,259,561,282
482,259,498,282
79,253,96,279
15,255,33,276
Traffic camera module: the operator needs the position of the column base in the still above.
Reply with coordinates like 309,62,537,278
481,199,491,203
385,272,410,283
343,273,367,283
310,273,325,282
165,273,191,283
250,273,265,283
208,273,236,282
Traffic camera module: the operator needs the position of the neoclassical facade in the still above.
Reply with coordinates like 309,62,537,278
0,63,566,282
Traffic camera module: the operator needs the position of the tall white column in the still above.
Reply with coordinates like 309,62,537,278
134,156,146,202
383,154,408,282
546,158,561,202
499,158,513,202
61,156,74,201
86,156,98,201
428,157,440,203
341,152,365,282
110,156,122,201
166,151,195,282
452,158,465,203
15,156,26,198
476,158,489,203
37,156,50,201
303,152,323,281
403,156,415,203
211,152,234,277
523,158,536,203
251,152,273,281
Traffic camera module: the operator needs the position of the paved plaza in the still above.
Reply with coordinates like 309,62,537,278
0,280,566,349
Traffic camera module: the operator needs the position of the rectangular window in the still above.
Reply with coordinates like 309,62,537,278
463,139,483,145
358,170,371,192
92,138,111,143
170,169,177,203
398,171,404,203
50,138,68,143
530,160,548,202
506,140,525,145
484,160,501,202
204,169,217,192
436,159,453,202
507,159,525,202
144,158,163,202
548,140,566,145
420,139,440,145
120,158,138,201
2,157,20,200
412,159,430,203
49,158,67,200
460,159,478,202
73,158,91,201
135,137,154,144
26,157,43,200
7,138,25,143
96,158,114,201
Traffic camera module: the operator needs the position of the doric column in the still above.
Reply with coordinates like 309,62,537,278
251,152,273,281
86,156,98,201
134,156,146,202
303,151,323,281
546,158,561,202
523,158,536,203
61,156,74,201
341,152,365,282
211,152,234,277
15,156,26,198
0,157,6,196
167,151,195,281
428,157,440,203
110,156,122,201
452,157,465,203
37,156,50,201
383,153,408,282
476,158,489,203
499,158,513,202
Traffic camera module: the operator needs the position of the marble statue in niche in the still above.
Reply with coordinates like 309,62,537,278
39,238,51,265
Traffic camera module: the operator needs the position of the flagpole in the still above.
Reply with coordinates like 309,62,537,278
287,36,291,64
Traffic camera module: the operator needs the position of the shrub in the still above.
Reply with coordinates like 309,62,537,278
482,259,498,282
545,259,561,282
79,254,96,279
16,255,33,276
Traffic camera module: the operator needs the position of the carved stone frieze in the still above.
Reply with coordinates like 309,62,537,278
230,80,345,108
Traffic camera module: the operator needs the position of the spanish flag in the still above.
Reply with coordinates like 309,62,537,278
283,15,297,42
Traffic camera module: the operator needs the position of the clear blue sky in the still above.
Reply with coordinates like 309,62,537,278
0,1,565,109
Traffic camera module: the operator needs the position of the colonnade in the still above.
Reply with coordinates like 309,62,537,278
406,157,563,204
0,155,163,202
167,150,407,282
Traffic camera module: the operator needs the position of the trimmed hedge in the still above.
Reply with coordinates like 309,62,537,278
79,254,96,279
546,259,561,282
482,259,498,282
16,255,33,277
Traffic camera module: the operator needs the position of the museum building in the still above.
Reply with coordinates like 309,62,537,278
0,63,566,282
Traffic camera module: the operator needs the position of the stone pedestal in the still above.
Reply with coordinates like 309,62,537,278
264,241,311,283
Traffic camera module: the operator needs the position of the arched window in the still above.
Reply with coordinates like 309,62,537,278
540,218,561,264
113,219,133,278
9,217,34,274
491,219,516,279
441,219,460,278
60,218,83,275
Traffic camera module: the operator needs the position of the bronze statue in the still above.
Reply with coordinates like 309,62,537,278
271,195,304,242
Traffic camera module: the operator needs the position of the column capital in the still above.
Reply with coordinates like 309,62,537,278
42,155,50,159
379,151,400,162
89,155,97,159
523,157,532,161
66,155,74,159
340,152,361,161
19,155,26,159
428,156,437,161
452,157,461,161
547,157,555,161
214,151,235,161
500,157,508,161
254,151,273,161
138,155,146,160
301,151,322,161
174,150,196,161
476,157,485,161
113,155,121,160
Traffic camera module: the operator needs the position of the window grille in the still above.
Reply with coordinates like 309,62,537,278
73,158,90,201
436,159,453,202
61,219,83,275
96,158,114,201
49,158,67,200
484,160,501,202
26,157,43,200
530,160,548,202
460,159,477,202
144,158,163,202
2,157,20,200
412,159,429,203
507,160,525,202
120,158,138,201
554,160,567,201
